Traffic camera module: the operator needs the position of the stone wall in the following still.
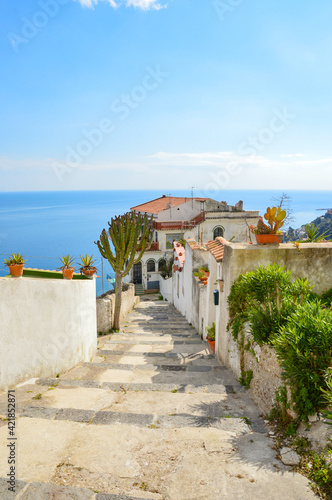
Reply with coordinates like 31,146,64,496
217,242,332,413
243,340,283,415
0,276,97,392
96,283,139,333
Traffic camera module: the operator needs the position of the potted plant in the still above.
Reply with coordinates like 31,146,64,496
79,254,97,277
250,206,286,244
4,253,26,278
59,255,75,280
206,322,216,354
193,266,210,284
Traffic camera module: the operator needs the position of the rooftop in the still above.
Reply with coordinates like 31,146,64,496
206,238,225,262
131,195,207,215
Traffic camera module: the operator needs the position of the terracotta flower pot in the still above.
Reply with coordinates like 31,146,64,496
62,267,75,280
255,234,283,245
8,264,24,278
207,339,215,354
81,267,97,277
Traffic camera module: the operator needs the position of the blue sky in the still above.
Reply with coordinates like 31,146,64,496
1,0,332,191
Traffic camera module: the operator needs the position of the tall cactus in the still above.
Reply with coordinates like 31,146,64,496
95,212,153,330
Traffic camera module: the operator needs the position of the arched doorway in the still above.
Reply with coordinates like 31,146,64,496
133,261,142,284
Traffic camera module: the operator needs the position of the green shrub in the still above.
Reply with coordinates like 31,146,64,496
227,264,313,345
321,288,332,308
273,301,332,418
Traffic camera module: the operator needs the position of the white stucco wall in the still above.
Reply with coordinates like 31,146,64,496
201,211,259,243
159,276,173,302
172,268,186,317
157,199,203,222
205,253,218,340
0,276,97,392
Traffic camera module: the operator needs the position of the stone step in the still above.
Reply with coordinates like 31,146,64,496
105,339,203,345
94,351,218,367
0,477,157,500
97,350,214,360
85,362,221,373
19,405,253,433
37,378,243,394
102,343,210,354
115,332,199,339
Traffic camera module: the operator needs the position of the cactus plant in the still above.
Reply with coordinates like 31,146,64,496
264,206,287,234
95,212,153,330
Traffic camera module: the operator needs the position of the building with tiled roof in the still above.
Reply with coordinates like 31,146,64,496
131,195,207,215
124,194,259,292
206,237,225,262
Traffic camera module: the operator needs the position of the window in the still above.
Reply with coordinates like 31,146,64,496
147,259,156,272
213,226,224,239
158,259,166,271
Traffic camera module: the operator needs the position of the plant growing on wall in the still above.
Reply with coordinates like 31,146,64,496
305,223,330,242
4,252,27,278
273,301,332,418
227,264,313,345
95,212,153,330
58,254,76,280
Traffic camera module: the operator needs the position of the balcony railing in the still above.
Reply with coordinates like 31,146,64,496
153,211,205,231
137,241,159,252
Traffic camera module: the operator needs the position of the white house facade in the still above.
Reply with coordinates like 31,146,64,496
124,195,259,291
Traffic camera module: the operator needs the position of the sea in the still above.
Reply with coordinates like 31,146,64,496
0,190,331,296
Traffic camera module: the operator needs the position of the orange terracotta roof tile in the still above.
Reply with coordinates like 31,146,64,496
186,238,208,251
206,239,224,262
131,195,207,215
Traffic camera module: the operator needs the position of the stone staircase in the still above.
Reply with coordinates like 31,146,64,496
0,300,317,499
134,284,145,296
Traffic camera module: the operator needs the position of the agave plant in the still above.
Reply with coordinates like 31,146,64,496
4,253,26,266
58,255,75,270
305,223,330,243
80,254,96,270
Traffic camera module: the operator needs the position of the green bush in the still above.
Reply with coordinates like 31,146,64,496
273,301,332,418
321,288,332,308
227,264,313,345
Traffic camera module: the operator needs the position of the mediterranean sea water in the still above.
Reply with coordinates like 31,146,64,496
0,190,331,296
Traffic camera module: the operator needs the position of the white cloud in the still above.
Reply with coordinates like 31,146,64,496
76,0,167,10
1,152,331,191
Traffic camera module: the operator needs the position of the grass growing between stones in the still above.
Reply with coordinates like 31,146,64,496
267,406,332,499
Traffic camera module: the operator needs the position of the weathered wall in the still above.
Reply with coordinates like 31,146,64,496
172,268,186,317
96,283,139,333
243,340,283,415
192,277,208,336
0,277,97,392
205,253,218,340
159,276,173,303
217,242,332,408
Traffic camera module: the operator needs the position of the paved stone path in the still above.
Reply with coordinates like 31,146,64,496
0,299,317,499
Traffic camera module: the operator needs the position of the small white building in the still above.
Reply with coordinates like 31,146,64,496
124,194,259,291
